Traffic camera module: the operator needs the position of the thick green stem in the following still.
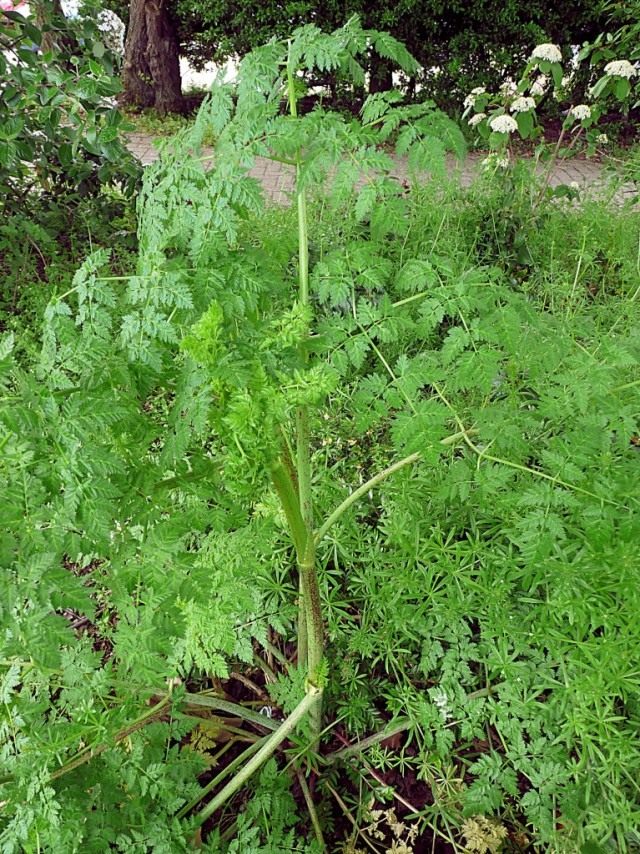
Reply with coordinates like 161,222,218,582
296,192,309,302
300,550,323,683
269,457,311,665
286,44,324,736
295,404,314,676
269,459,308,557
297,577,308,665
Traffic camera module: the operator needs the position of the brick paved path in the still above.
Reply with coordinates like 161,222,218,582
126,132,635,205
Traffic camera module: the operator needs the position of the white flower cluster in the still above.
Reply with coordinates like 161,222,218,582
510,96,535,113
431,689,451,722
500,80,518,97
482,153,510,170
468,112,486,127
596,133,608,144
531,43,562,64
604,60,637,79
463,86,486,109
569,104,591,120
489,114,518,134
530,75,549,97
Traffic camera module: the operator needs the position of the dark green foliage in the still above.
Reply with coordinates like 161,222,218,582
174,0,606,108
578,0,640,111
597,0,640,62
0,194,136,361
0,8,140,216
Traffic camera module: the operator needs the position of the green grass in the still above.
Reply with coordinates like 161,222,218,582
122,106,196,139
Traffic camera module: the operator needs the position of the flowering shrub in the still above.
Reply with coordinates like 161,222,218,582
569,103,592,120
463,38,638,164
488,114,518,134
511,95,536,113
530,42,562,63
591,58,638,103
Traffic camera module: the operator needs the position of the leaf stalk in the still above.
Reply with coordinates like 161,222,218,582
190,683,322,828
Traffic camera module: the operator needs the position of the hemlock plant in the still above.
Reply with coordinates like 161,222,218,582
1,17,639,853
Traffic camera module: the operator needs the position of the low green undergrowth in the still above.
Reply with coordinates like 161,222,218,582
0,194,137,362
1,18,639,854
123,107,199,140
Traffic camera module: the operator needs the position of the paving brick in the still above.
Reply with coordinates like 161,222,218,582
125,134,635,205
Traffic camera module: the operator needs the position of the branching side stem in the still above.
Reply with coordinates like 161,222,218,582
315,429,469,544
191,683,322,827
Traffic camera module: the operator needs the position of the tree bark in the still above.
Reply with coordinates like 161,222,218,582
121,0,184,114
369,55,393,94
121,0,155,109
145,0,184,115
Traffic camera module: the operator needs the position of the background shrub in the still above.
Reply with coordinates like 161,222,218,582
0,7,140,216
172,0,606,108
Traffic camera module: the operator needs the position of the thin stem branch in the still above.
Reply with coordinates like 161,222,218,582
324,783,380,854
613,377,640,393
183,693,278,730
323,718,411,765
191,684,322,828
315,452,420,544
432,382,631,509
296,767,326,851
49,695,171,782
259,638,291,670
360,756,421,815
314,429,468,545
534,126,566,208
252,652,278,683
176,735,268,820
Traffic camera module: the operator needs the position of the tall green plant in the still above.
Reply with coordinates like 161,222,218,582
170,14,465,747
3,14,639,853
0,17,464,848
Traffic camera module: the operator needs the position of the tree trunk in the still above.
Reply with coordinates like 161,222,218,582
121,0,184,114
145,0,184,115
121,0,155,109
369,55,393,94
